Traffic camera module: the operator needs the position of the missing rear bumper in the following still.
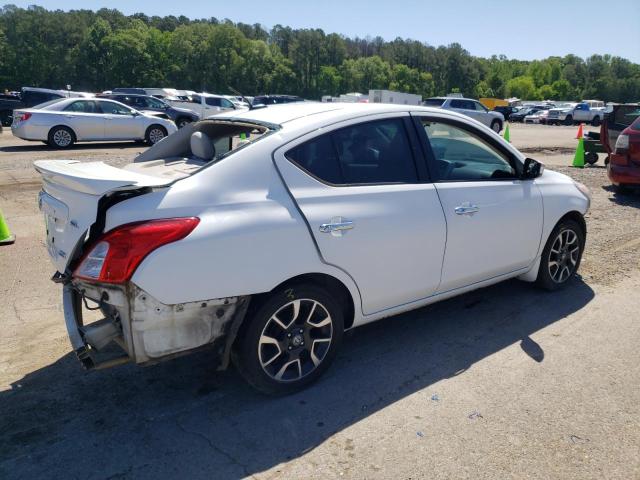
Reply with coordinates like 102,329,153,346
62,282,250,371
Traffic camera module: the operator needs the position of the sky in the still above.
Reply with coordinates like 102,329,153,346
9,0,640,62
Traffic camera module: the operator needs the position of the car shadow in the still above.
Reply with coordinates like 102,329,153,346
0,278,595,478
0,141,144,153
602,185,640,206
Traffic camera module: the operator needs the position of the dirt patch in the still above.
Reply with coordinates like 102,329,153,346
555,164,640,285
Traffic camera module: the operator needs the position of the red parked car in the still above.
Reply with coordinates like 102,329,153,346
604,105,640,191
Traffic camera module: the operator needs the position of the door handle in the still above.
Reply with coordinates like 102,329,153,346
454,204,479,215
65,115,75,119
319,219,354,236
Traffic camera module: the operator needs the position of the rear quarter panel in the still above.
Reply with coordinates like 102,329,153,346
105,137,362,313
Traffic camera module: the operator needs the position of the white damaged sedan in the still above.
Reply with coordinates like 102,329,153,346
35,102,590,394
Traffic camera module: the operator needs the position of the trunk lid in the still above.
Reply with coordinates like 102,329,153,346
35,159,172,273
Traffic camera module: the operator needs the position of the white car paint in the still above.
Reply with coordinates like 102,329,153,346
426,97,504,132
34,102,590,381
12,98,177,145
167,92,247,118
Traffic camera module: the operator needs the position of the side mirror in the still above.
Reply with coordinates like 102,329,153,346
522,158,544,179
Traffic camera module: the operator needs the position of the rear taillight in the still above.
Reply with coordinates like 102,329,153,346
615,134,629,154
74,217,200,284
15,112,31,122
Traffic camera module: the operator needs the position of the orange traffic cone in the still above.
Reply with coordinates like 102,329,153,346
575,123,584,139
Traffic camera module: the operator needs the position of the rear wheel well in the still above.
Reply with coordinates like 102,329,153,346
49,125,77,141
249,273,355,330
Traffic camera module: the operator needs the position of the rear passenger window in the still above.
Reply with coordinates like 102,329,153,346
287,135,342,184
286,118,418,185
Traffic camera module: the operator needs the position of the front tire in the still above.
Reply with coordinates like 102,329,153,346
234,284,344,395
176,117,192,128
536,218,585,291
491,120,502,133
48,126,75,149
564,115,573,126
145,125,167,145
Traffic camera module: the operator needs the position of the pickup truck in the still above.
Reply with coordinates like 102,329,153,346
0,94,22,126
167,93,247,119
547,102,606,126
424,97,505,132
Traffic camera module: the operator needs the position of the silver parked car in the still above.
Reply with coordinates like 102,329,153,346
11,98,177,148
424,97,505,132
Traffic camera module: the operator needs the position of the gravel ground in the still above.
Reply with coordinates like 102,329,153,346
0,123,638,480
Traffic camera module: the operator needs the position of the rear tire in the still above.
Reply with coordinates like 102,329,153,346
47,126,75,149
591,116,601,127
234,284,344,395
536,218,585,291
491,120,502,133
145,125,167,145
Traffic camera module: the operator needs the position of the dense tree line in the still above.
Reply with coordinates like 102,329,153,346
1,5,639,102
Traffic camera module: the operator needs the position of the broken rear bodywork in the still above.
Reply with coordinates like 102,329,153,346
64,279,249,370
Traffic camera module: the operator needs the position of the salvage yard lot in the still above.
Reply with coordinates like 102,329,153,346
0,123,639,479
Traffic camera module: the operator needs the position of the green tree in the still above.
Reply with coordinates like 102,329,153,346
505,76,537,99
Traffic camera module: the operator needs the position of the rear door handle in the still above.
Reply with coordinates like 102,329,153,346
454,204,479,215
319,218,354,237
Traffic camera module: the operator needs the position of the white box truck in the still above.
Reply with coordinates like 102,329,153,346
369,90,422,105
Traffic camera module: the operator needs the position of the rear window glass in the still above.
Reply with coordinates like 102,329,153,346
424,98,445,107
286,118,419,185
614,106,640,126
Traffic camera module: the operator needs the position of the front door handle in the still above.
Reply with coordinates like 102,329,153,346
319,218,354,237
454,204,479,215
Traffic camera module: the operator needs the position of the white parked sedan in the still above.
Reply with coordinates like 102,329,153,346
12,98,177,148
34,103,590,394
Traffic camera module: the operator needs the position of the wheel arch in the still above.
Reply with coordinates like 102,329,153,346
558,210,586,237
145,123,167,134
48,124,77,142
261,272,356,330
519,210,586,283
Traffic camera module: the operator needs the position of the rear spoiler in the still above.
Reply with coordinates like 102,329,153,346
34,160,171,196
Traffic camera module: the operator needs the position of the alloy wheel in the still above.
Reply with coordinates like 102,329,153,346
548,228,580,283
53,129,72,147
258,298,333,382
149,128,165,144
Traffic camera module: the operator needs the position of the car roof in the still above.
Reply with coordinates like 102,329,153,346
217,102,452,129
37,97,129,110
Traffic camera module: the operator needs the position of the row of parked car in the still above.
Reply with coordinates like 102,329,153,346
1,86,306,148
499,100,607,126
